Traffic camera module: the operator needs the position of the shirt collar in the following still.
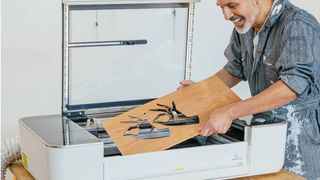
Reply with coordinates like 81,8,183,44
264,0,287,29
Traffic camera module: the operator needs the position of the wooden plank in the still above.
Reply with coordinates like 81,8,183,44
9,161,35,180
102,75,241,155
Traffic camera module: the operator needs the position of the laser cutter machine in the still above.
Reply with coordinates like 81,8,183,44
19,0,288,179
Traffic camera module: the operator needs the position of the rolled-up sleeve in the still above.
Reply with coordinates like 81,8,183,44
278,19,318,97
223,30,247,81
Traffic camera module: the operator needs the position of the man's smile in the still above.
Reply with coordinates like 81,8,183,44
230,16,245,27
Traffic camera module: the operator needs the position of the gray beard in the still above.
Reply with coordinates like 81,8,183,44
235,19,253,34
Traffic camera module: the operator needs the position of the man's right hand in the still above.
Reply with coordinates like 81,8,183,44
177,80,194,90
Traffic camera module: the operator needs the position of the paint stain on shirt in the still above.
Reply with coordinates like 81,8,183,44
285,105,305,176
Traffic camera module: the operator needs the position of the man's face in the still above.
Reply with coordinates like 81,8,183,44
217,0,261,34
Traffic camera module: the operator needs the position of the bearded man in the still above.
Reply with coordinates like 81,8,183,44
179,0,320,179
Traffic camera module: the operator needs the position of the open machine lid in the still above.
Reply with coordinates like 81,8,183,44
62,0,198,113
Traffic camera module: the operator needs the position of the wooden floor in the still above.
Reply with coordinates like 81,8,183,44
9,161,304,180
8,161,34,180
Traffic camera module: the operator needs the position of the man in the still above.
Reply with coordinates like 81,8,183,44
179,0,320,179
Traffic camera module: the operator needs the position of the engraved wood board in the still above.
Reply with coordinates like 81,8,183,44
102,75,241,155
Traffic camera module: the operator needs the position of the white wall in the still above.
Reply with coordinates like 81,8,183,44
1,0,62,138
290,0,320,20
1,0,320,139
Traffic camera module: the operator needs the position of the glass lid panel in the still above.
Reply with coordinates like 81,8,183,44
68,5,189,106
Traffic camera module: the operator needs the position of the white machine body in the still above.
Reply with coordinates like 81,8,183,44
19,115,287,180
19,116,104,180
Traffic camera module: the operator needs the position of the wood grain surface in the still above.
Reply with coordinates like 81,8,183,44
9,161,34,180
102,75,241,155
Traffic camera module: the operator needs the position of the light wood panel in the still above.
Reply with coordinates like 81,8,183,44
9,161,35,180
102,75,242,155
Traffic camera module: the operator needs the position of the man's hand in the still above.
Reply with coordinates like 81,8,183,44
199,105,235,136
177,80,195,90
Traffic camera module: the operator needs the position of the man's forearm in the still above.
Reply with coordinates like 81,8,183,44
215,69,241,88
227,80,298,119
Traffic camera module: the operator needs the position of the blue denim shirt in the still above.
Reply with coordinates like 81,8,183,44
223,0,320,179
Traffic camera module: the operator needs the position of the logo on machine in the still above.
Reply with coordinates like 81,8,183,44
232,154,242,161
